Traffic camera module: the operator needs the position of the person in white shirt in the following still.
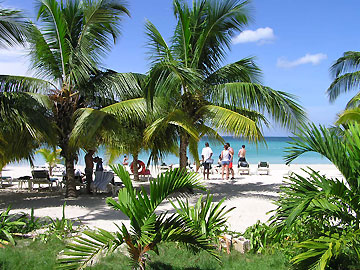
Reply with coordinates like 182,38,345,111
201,142,213,180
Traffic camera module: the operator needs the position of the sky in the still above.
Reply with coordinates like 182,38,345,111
1,0,359,136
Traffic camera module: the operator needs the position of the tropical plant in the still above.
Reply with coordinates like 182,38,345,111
171,193,234,245
0,206,26,246
21,208,43,233
269,123,360,270
243,221,272,254
35,147,62,175
0,0,133,197
144,0,306,168
39,203,78,242
57,165,219,270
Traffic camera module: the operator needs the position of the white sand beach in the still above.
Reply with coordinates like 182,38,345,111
0,164,342,233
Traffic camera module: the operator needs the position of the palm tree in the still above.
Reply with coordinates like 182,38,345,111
57,165,219,270
144,0,306,168
270,123,360,269
0,0,131,197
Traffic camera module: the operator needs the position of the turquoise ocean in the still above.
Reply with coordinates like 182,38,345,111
12,137,330,167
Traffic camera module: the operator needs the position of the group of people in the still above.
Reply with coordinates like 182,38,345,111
201,142,246,180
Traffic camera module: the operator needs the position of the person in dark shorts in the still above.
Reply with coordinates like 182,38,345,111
85,149,95,194
201,142,213,180
238,145,246,162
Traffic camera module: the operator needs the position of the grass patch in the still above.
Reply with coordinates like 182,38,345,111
0,237,66,270
0,240,290,270
93,243,290,270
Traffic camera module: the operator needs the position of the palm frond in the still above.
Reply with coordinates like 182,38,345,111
328,51,360,102
291,231,360,270
336,107,360,125
205,57,262,85
200,104,264,141
181,0,251,73
144,109,200,144
36,0,70,78
0,7,27,47
210,82,307,131
76,0,129,62
57,228,124,269
327,71,360,103
145,20,173,64
0,75,56,93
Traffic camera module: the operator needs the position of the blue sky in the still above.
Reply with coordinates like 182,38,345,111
2,0,359,136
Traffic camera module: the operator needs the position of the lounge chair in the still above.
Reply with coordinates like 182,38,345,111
238,161,250,175
257,162,270,175
0,176,12,188
93,171,115,193
30,170,59,190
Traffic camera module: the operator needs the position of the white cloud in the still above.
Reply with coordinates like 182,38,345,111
232,27,275,44
0,46,31,76
277,53,327,68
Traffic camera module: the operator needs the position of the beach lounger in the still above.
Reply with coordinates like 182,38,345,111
93,171,115,193
238,161,250,175
30,170,59,190
0,176,12,188
257,162,270,175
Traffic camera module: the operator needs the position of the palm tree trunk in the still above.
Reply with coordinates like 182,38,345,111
53,91,79,197
179,133,189,169
65,157,76,197
49,165,53,176
132,153,139,181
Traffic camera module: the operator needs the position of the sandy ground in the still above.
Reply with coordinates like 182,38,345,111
0,163,342,233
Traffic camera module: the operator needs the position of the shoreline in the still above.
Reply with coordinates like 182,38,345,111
0,163,342,233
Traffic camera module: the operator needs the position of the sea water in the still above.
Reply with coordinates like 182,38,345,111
12,137,330,167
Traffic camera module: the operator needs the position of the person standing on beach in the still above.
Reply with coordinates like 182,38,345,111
226,142,235,180
221,144,232,180
201,142,213,180
122,155,129,166
95,157,103,172
85,150,96,194
238,145,246,162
